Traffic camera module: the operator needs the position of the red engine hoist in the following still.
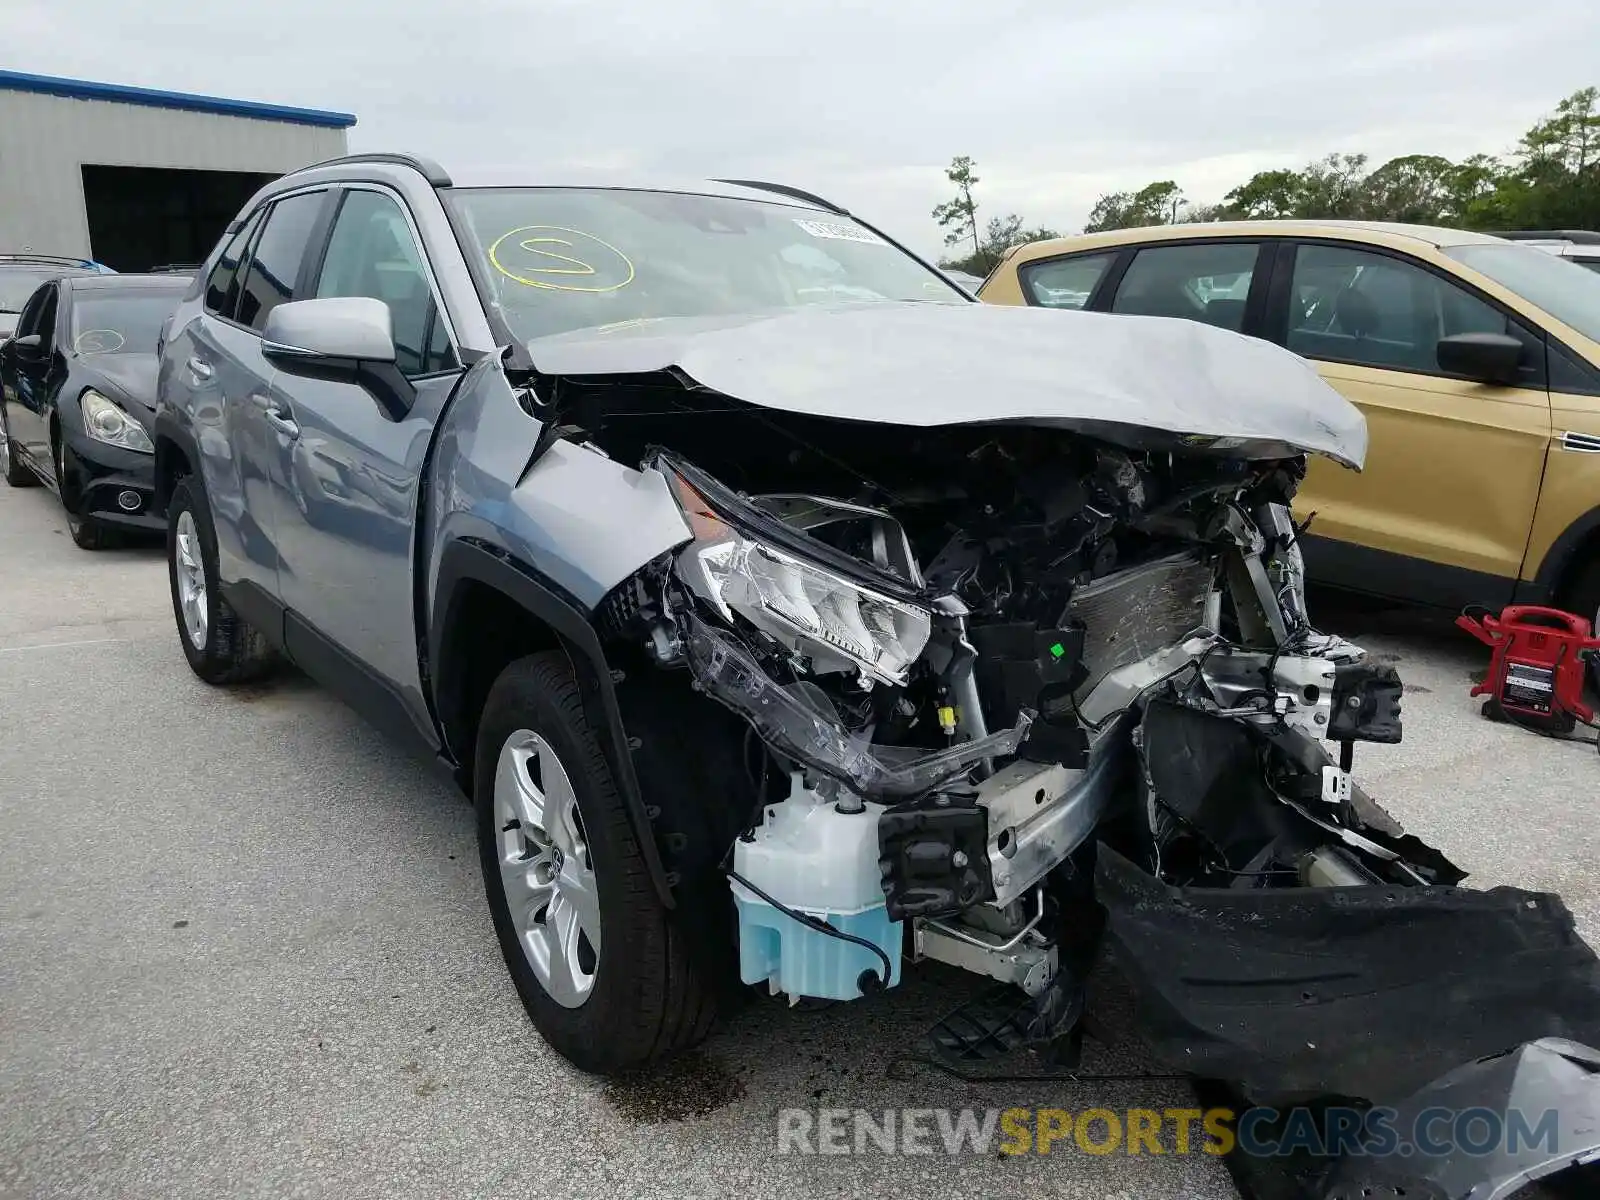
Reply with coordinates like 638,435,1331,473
1456,605,1600,750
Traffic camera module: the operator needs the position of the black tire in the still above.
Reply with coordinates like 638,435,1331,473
475,651,716,1074
2,411,37,487
166,474,278,685
1564,558,1600,694
55,441,118,550
66,508,117,550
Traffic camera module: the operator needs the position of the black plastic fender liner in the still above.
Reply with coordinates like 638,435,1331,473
430,538,675,908
150,409,204,515
1095,845,1600,1106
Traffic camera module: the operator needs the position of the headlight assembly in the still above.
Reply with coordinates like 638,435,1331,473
664,462,932,686
79,390,153,453
689,534,933,685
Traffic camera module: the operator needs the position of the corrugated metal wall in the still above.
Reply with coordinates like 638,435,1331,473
0,90,348,258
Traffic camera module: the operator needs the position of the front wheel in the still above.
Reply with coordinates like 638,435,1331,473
166,475,278,684
55,441,117,550
1566,559,1600,696
475,651,717,1074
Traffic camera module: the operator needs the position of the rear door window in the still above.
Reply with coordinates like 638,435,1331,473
1018,252,1116,309
1110,242,1262,332
237,191,328,332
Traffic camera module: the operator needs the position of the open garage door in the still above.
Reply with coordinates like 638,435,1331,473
81,164,278,272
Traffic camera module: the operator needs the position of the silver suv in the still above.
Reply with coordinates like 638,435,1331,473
150,157,1600,1189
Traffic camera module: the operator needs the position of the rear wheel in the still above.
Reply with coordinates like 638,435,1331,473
2,410,37,487
475,651,717,1074
166,475,278,684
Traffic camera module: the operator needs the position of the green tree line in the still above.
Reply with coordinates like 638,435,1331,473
934,86,1598,271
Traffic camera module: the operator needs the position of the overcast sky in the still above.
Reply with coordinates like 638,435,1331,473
5,0,1598,259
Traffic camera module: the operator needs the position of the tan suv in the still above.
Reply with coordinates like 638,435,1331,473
981,221,1600,639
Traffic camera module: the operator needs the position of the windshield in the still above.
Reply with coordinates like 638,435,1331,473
70,290,185,355
1443,243,1600,344
444,187,966,341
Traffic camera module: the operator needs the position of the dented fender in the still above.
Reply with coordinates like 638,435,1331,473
424,353,693,615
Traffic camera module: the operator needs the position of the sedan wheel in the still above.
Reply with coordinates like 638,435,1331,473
492,729,601,1008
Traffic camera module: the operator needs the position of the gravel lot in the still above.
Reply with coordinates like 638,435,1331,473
3,482,1597,1200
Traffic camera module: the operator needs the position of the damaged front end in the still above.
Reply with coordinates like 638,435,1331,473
567,379,1600,1198
591,417,1435,992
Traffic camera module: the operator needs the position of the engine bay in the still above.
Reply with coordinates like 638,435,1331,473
568,376,1432,1030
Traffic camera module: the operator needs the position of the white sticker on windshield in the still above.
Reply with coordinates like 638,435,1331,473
793,218,888,246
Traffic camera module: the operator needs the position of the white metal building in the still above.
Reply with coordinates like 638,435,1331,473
0,70,355,271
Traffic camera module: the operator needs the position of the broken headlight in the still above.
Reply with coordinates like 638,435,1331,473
659,454,934,684
687,535,932,685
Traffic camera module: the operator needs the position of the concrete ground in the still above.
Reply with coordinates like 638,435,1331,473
2,481,1597,1200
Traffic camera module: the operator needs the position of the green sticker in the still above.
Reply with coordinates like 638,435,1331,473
1049,642,1065,659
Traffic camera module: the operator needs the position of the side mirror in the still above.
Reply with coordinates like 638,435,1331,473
8,333,43,359
262,297,397,367
1437,332,1524,386
261,297,413,420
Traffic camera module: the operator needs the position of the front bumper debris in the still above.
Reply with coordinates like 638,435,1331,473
1319,1037,1600,1200
1096,845,1600,1105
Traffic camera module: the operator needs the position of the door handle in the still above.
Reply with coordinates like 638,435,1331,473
186,357,213,383
249,393,300,438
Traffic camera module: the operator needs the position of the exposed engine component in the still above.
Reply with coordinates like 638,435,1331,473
595,422,1423,1012
912,890,1057,997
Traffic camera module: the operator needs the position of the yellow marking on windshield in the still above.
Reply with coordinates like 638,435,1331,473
488,225,636,293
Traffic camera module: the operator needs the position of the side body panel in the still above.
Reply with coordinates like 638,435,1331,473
1293,362,1550,581
269,369,459,748
164,310,287,597
1523,354,1600,589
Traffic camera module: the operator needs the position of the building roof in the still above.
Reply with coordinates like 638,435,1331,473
0,69,356,129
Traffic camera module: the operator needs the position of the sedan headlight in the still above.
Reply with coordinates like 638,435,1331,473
79,390,153,453
666,468,932,686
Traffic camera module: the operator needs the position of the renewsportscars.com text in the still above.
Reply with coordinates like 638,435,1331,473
775,1105,1561,1158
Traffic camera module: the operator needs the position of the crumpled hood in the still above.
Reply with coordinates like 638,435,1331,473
525,302,1368,469
77,353,158,428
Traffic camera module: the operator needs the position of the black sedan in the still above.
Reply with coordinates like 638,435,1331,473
1,273,189,548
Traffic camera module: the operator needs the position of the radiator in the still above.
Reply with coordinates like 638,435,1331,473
1064,552,1216,696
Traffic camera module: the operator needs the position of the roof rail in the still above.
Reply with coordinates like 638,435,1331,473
0,252,102,267
297,152,453,188
713,179,847,215
1496,229,1600,245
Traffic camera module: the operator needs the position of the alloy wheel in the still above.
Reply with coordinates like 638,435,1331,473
492,729,601,1008
174,511,209,650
